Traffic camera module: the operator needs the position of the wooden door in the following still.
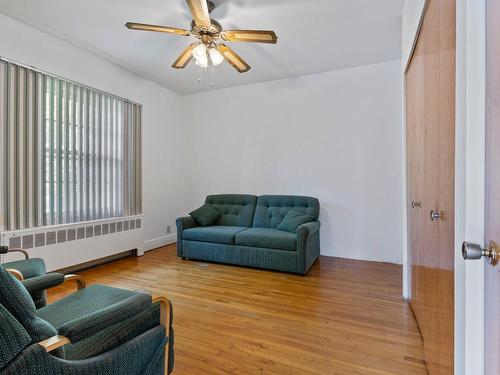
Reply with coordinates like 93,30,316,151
485,0,500,373
405,0,456,374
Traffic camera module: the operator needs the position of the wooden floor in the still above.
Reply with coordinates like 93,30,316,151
48,245,427,375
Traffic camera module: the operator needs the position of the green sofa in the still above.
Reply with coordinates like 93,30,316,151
176,195,321,274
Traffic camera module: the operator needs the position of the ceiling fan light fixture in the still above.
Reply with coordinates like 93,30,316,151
209,47,224,66
195,52,208,68
193,43,207,60
126,0,278,73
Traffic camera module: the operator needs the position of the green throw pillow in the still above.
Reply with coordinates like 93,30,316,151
189,204,221,226
277,209,314,233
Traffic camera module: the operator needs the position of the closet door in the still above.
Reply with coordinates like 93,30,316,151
406,43,425,323
405,0,456,374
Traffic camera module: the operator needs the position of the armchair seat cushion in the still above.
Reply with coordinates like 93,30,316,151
183,226,249,245
37,285,150,329
36,285,155,361
235,228,297,251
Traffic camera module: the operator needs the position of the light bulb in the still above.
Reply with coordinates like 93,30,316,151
193,44,207,60
195,53,208,68
209,47,224,66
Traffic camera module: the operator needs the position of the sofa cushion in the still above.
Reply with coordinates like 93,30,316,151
235,228,297,251
277,209,315,233
205,194,257,227
253,195,320,229
189,204,221,226
183,226,249,245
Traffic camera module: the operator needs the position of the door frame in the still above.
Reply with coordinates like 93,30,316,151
402,0,486,373
456,0,485,374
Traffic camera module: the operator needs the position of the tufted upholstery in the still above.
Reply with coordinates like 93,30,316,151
253,195,320,229
177,194,321,274
205,194,257,227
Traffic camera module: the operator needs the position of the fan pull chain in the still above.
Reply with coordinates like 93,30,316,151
210,63,215,88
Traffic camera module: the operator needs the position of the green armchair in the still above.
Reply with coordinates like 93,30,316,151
0,262,174,374
1,246,85,309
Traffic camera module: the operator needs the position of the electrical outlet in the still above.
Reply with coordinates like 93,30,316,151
166,225,171,234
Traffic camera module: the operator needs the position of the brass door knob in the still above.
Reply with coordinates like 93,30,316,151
462,241,499,266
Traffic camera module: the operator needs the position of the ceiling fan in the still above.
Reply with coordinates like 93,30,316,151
125,0,278,73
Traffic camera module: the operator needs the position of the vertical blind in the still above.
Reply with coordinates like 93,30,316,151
0,59,142,232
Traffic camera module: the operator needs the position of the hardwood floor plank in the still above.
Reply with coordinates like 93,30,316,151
48,245,427,375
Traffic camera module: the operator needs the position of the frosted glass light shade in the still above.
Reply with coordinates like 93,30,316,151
195,53,208,68
209,47,224,66
193,43,207,60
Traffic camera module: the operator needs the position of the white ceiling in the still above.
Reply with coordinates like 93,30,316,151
0,0,404,94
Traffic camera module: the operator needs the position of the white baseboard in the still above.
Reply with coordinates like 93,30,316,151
143,234,177,252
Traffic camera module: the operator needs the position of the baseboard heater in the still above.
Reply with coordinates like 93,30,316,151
0,216,144,272
1,216,142,250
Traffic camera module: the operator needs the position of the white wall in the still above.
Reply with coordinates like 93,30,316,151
0,13,405,267
0,13,188,268
183,61,404,264
402,0,427,69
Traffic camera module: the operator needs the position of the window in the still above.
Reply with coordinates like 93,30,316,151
0,60,142,232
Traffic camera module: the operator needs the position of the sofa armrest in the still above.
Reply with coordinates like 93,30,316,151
296,221,321,274
176,216,198,231
176,216,198,256
297,221,321,237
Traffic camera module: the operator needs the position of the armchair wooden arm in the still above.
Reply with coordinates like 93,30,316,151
152,295,172,375
6,268,24,281
38,335,71,352
64,274,86,290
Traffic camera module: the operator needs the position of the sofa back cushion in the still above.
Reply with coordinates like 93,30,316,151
205,194,257,227
253,195,320,229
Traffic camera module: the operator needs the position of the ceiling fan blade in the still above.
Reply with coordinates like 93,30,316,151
221,30,278,44
216,44,251,73
125,22,190,36
172,44,197,69
186,0,211,28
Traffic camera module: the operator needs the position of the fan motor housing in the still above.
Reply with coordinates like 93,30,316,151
190,19,222,37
